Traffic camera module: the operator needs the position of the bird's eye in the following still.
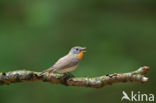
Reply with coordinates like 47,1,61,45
76,48,79,51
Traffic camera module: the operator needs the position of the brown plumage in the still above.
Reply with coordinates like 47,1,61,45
40,46,86,75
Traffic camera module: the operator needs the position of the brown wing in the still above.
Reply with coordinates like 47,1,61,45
40,54,79,75
52,54,79,72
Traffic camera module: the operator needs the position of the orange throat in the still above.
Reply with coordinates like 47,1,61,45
77,51,85,60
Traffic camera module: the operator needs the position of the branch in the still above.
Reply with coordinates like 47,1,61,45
0,66,149,88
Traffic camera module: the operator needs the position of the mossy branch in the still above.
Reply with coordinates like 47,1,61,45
0,66,149,88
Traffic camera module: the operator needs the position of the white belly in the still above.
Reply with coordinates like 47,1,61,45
56,65,78,73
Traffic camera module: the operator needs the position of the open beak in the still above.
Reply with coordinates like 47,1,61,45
80,47,86,52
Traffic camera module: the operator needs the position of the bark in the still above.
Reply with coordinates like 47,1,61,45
0,66,149,88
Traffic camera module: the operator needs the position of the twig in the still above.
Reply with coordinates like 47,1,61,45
0,66,149,88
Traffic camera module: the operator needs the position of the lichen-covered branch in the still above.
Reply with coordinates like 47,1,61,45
0,66,149,88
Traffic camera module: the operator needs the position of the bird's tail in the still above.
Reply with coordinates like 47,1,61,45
39,67,54,76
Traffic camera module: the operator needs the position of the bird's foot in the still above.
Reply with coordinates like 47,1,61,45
64,72,75,78
61,73,74,86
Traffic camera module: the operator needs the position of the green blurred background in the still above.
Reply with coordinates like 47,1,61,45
0,0,155,103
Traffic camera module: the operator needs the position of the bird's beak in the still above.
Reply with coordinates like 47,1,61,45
81,47,86,52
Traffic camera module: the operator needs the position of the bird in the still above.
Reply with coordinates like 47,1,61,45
39,46,86,75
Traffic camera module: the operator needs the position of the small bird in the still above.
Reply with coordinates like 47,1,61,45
40,46,86,75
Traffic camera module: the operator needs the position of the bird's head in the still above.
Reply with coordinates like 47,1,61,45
69,46,86,60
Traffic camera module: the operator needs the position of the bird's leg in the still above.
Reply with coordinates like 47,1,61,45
65,72,75,78
61,72,74,86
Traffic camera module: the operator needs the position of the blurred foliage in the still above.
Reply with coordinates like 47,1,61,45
0,0,156,103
